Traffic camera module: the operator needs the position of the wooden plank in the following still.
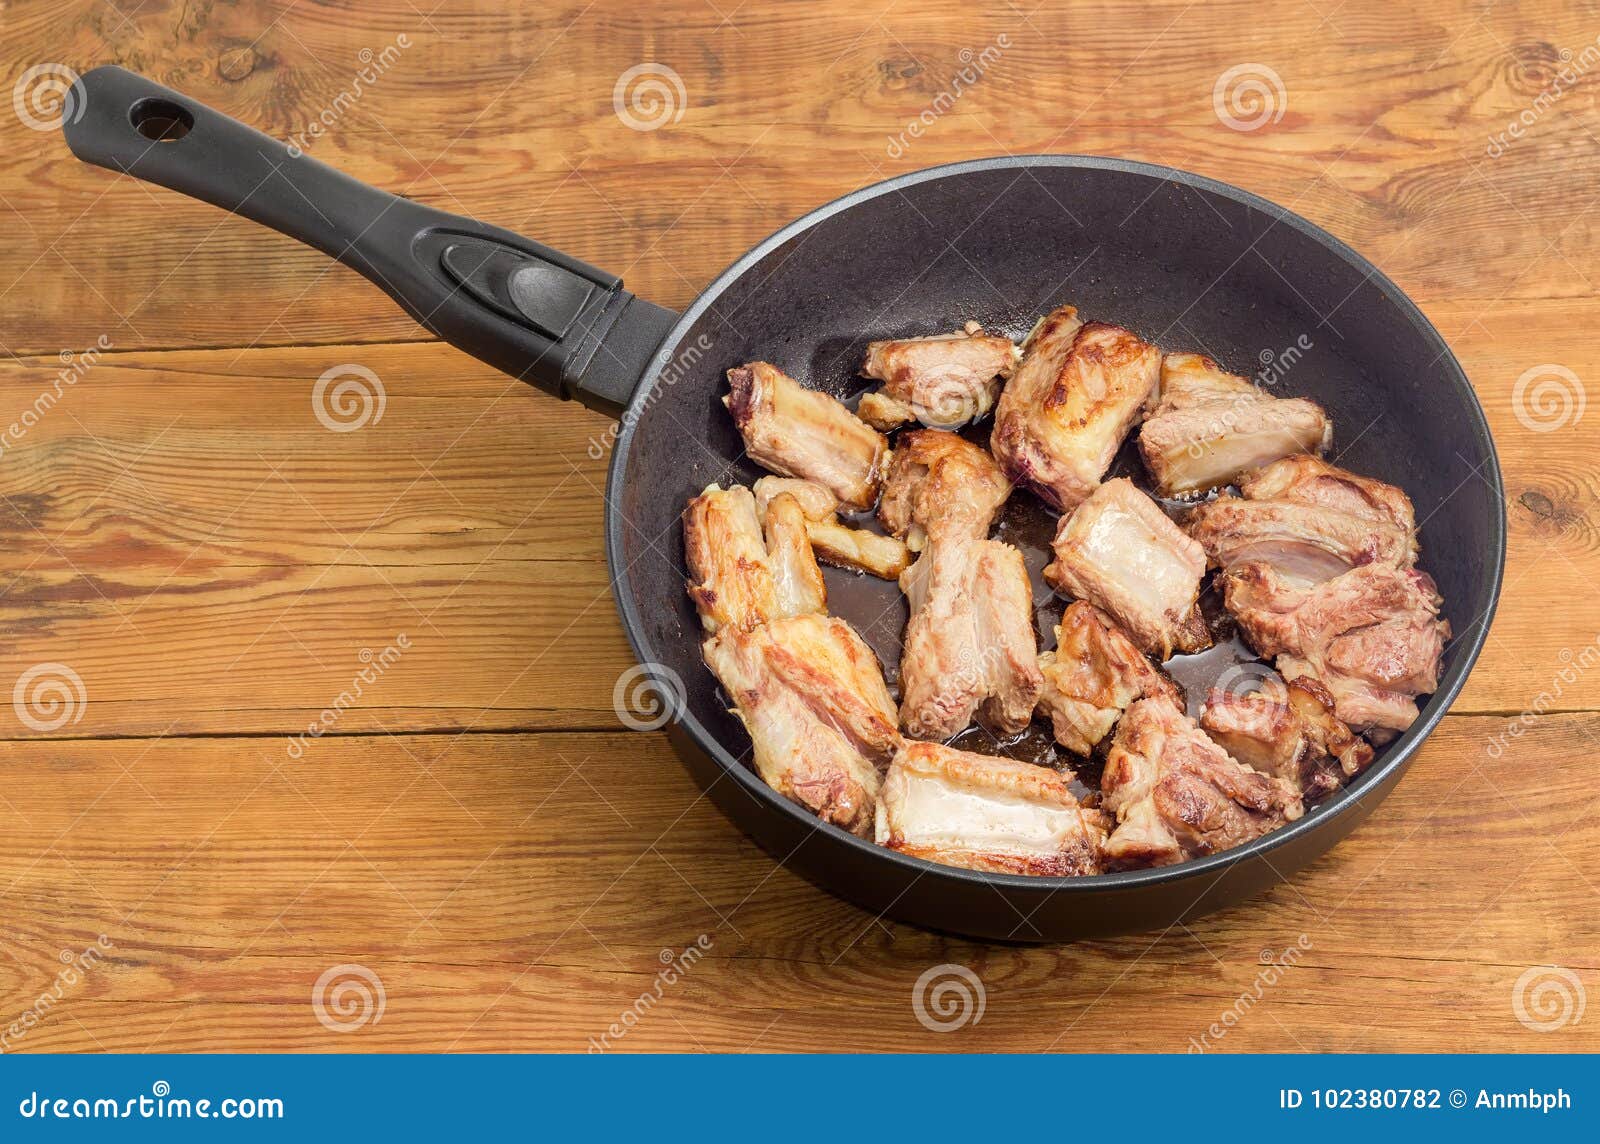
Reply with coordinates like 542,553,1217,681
5,0,1599,355
0,715,1593,1053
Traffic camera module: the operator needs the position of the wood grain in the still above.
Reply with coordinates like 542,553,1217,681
0,0,1594,1053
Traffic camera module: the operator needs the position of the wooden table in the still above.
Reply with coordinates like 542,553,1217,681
0,0,1593,1052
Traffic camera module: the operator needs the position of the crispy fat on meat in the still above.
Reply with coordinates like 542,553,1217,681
1037,601,1184,755
1223,561,1449,734
990,309,1162,509
899,532,1043,739
858,325,1018,429
1138,353,1331,497
1187,456,1418,583
1043,478,1211,660
1200,675,1373,799
1101,697,1304,868
724,362,888,509
875,740,1108,876
878,428,1012,549
704,614,899,837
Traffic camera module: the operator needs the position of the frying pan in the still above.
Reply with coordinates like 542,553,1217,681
63,67,1505,941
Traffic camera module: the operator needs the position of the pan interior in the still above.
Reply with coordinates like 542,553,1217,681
608,157,1501,862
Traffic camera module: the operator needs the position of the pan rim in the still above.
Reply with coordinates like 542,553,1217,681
604,153,1507,899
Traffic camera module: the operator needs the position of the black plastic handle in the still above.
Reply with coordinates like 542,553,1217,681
61,66,677,416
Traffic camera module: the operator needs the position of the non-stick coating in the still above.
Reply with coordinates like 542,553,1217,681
605,156,1503,941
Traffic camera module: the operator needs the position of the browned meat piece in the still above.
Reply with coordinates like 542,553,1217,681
683,484,827,632
859,324,1018,429
1036,601,1184,755
899,531,1043,739
856,390,918,432
1188,456,1418,583
1138,352,1331,496
704,614,900,837
990,308,1162,509
1223,561,1450,734
724,362,889,509
875,740,1108,876
805,518,912,579
1200,675,1373,798
1101,697,1304,868
752,475,838,522
877,428,1012,549
1241,454,1417,550
1043,478,1211,660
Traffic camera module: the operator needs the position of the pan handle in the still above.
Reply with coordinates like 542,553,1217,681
60,66,676,417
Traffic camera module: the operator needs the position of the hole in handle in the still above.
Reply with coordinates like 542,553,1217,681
129,97,193,142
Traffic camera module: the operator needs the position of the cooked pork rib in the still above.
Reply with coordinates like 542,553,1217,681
806,518,912,579
1200,675,1373,798
1187,456,1417,583
875,740,1108,876
1101,697,1304,868
1037,601,1184,755
704,614,900,837
899,531,1043,739
1138,353,1331,496
1223,561,1449,734
684,484,826,633
1043,478,1211,660
990,308,1162,509
858,324,1018,430
878,428,1012,549
725,362,889,509
752,475,839,522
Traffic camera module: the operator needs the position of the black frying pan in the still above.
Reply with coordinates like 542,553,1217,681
64,67,1505,941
